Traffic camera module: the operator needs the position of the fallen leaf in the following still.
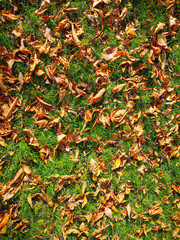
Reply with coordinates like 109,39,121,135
105,208,112,218
71,24,81,45
127,203,131,218
88,88,105,105
112,83,126,93
35,96,55,111
102,47,118,60
27,195,33,209
154,22,166,34
0,213,9,229
1,11,19,22
89,159,101,181
93,0,111,8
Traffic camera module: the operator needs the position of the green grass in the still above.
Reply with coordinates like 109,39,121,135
0,0,179,239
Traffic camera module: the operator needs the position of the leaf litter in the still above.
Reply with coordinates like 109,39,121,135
0,0,179,239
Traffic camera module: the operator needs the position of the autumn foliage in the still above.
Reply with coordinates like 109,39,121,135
0,0,180,239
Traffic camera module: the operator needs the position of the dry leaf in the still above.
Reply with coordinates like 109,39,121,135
0,213,9,229
27,195,33,209
71,24,81,45
102,47,118,60
112,83,126,93
127,203,131,218
1,11,19,22
154,22,166,34
93,0,111,8
88,88,105,105
126,24,136,38
105,208,112,218
89,159,101,181
157,34,167,47
35,96,55,111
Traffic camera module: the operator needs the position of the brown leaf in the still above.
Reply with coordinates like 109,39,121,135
0,213,9,229
86,211,92,223
149,203,163,215
105,208,112,218
125,24,136,39
119,7,127,21
110,109,127,123
55,174,78,192
89,159,101,181
71,24,81,45
112,83,126,93
82,195,88,209
92,224,109,237
24,129,40,147
138,165,148,175
172,210,180,226
45,65,56,81
88,88,105,105
27,195,33,209
31,191,54,208
126,203,131,218
4,97,19,120
172,228,180,238
154,22,166,34
1,11,19,22
66,228,80,235
157,34,167,47
24,53,41,83
0,137,7,147
0,165,32,201
82,180,87,194
35,96,55,111
43,25,54,42
0,74,8,96
93,0,111,8
102,47,118,60
81,109,94,132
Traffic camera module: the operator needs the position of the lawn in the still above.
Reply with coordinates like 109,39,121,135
0,0,179,239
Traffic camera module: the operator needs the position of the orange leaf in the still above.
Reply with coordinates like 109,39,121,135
27,195,33,209
112,83,126,93
88,88,105,105
1,11,19,22
0,213,9,229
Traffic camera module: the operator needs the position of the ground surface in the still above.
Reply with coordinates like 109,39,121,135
0,0,180,239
